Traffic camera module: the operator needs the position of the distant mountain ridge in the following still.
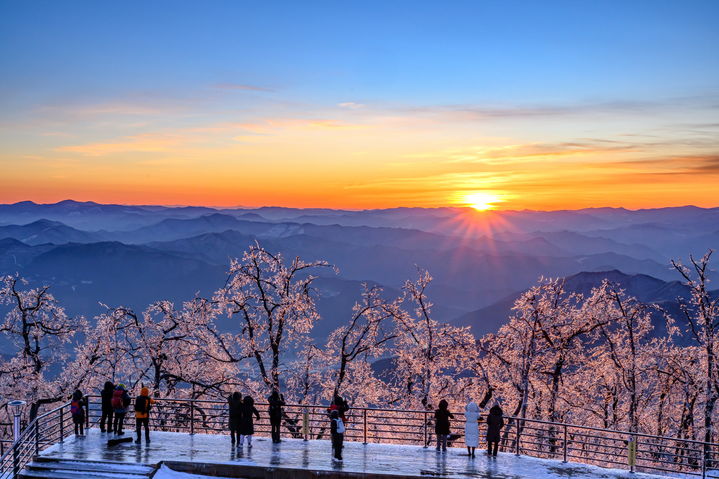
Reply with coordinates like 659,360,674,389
451,269,712,341
0,200,715,341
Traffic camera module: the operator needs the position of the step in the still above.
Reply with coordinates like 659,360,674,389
19,470,147,479
26,460,154,476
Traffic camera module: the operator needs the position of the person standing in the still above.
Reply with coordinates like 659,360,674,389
486,405,505,457
70,390,86,436
434,399,454,452
228,392,243,445
134,387,155,444
464,400,480,457
239,395,260,448
268,390,285,443
327,394,349,422
330,409,345,461
112,384,131,435
99,381,115,433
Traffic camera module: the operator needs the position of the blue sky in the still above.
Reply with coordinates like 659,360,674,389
1,0,718,208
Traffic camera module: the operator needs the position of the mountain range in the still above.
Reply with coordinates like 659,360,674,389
0,200,716,339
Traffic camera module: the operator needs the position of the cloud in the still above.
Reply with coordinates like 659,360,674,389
338,102,365,109
55,134,184,156
213,83,273,92
235,118,368,134
394,93,719,122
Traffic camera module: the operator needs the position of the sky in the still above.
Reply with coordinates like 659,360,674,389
1,0,718,210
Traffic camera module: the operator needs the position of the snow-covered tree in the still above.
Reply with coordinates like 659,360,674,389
0,275,86,423
215,244,331,393
671,251,718,445
323,284,397,405
389,269,475,410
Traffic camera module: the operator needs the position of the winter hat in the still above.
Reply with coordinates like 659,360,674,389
140,387,149,396
116,383,126,390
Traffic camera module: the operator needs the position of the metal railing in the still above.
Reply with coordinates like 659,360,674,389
84,395,719,478
3,395,719,479
0,401,75,479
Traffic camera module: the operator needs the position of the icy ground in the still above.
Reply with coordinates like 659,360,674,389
41,429,670,478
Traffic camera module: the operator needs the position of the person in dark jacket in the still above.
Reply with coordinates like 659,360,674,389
70,390,86,436
486,405,505,457
99,381,115,433
267,390,285,443
327,394,349,422
434,399,454,452
330,409,345,461
239,395,260,448
227,392,243,444
112,384,131,435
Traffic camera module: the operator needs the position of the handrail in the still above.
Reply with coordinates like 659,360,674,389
83,395,719,448
0,401,72,479
3,395,718,479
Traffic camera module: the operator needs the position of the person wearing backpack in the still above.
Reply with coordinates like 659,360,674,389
267,389,285,443
134,387,155,444
70,390,86,436
99,381,115,433
330,409,345,461
112,384,131,435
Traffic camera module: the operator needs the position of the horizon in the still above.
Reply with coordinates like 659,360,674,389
2,1,719,210
3,197,719,213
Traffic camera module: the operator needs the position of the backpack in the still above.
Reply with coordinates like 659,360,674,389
70,400,81,416
135,396,149,414
335,417,345,434
111,390,123,409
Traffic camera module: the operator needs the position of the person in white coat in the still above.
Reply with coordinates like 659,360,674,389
464,401,480,457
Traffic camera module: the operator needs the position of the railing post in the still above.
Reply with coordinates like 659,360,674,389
515,419,521,456
302,407,309,441
59,406,64,443
85,395,90,430
563,424,568,463
35,420,40,456
190,400,195,435
423,411,428,448
628,434,637,473
13,442,19,478
362,408,368,445
702,441,707,479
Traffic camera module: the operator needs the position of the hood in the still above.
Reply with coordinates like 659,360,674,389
489,405,503,415
140,387,150,396
465,401,479,413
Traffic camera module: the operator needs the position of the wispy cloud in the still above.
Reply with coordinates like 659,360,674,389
213,83,273,92
338,102,365,109
55,134,184,156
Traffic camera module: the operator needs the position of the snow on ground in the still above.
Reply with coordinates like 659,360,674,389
153,464,232,479
41,429,676,478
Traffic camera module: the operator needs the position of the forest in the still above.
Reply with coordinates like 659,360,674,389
0,244,717,449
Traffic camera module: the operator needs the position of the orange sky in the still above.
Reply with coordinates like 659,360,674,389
3,110,718,210
2,3,718,211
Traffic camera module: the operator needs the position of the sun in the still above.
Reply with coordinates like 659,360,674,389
463,192,501,211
